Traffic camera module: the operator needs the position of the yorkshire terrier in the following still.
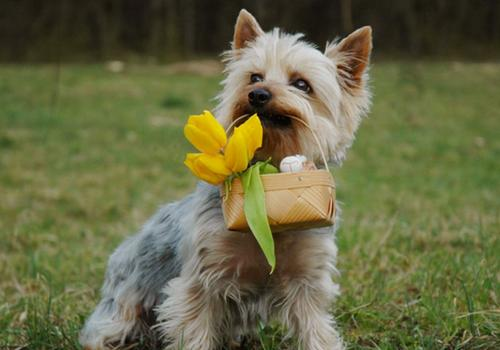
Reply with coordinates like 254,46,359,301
80,9,372,350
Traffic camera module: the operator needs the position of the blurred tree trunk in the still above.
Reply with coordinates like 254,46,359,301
89,0,107,60
103,0,122,59
150,0,163,61
182,0,195,57
254,0,266,24
166,0,180,60
448,0,468,55
397,0,420,55
487,0,500,47
340,0,353,34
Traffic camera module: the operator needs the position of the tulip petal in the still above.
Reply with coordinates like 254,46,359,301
184,111,227,154
197,154,231,176
195,169,227,185
201,110,227,148
184,153,228,185
184,125,223,155
184,153,203,179
225,127,249,173
196,172,226,185
239,114,263,159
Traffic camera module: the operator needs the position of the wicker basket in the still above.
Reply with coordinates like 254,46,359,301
220,116,336,232
221,169,335,232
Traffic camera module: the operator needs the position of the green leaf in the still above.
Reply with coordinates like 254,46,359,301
260,162,278,175
241,163,276,273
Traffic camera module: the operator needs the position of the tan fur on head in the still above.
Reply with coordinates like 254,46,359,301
216,10,372,165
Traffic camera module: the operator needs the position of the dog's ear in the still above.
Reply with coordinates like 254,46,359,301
325,26,372,90
232,9,264,50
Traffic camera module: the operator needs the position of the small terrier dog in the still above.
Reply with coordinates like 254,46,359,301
80,9,372,350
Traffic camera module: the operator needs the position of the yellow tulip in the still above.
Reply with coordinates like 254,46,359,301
224,114,263,172
238,114,263,158
183,110,264,182
184,110,227,155
184,153,230,185
224,126,249,173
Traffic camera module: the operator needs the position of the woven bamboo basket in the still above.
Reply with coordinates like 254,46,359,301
220,116,336,232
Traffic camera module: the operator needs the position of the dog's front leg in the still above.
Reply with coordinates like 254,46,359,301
278,273,343,350
156,275,224,350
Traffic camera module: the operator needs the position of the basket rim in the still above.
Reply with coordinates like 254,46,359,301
220,169,335,196
259,168,331,178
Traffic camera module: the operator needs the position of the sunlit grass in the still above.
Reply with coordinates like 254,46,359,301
0,62,498,349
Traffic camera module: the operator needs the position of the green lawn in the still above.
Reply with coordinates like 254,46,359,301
0,62,499,349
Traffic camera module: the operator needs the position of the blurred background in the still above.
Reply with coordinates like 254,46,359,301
1,1,499,349
1,0,499,62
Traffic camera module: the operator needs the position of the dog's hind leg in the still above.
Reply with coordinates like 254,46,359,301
80,235,160,349
80,264,151,349
80,294,148,350
80,203,184,349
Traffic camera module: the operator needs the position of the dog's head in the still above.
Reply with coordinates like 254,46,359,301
215,9,372,166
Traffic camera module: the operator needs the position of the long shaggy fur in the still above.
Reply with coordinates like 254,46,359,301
80,9,371,350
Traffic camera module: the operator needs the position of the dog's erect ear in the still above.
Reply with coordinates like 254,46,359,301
325,26,372,89
232,9,264,50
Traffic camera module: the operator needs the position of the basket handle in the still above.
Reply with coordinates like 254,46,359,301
225,114,330,171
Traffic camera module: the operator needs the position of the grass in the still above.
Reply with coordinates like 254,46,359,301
0,61,499,349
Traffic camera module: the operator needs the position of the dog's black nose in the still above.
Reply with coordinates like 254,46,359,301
248,88,271,108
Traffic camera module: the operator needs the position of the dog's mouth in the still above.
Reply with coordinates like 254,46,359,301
235,107,296,129
232,103,302,131
257,112,293,128
232,106,303,164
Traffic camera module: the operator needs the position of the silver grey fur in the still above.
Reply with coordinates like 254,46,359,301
80,182,341,348
80,183,210,346
80,9,371,349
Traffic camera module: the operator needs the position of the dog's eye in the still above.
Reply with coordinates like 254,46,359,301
292,79,311,93
250,73,264,84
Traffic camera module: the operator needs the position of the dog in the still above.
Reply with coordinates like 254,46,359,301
80,9,372,350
